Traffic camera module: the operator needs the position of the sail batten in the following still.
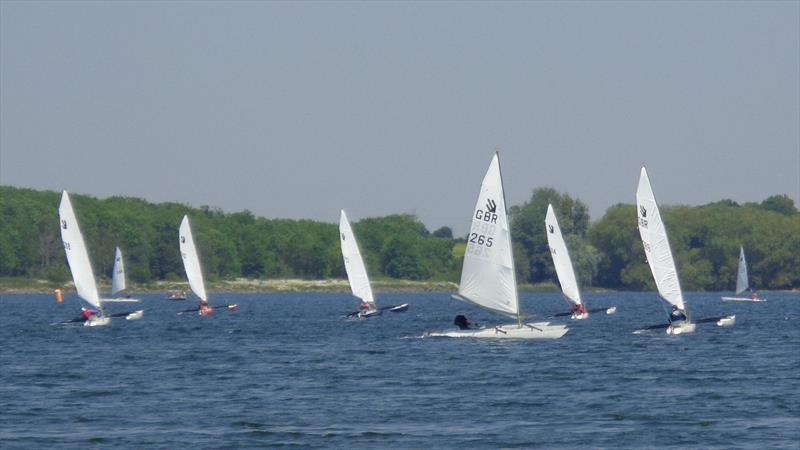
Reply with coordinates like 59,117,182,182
735,246,749,294
636,167,685,310
456,153,519,318
179,216,208,302
111,247,126,296
58,191,102,310
545,204,582,306
339,210,375,306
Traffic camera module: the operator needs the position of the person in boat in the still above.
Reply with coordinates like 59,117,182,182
571,304,588,316
751,290,758,300
198,301,213,316
80,307,100,321
670,305,687,323
454,314,474,330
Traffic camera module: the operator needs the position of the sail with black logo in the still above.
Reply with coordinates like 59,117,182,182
429,153,568,339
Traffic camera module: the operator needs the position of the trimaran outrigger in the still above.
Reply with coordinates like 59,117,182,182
177,215,237,316
545,204,616,319
634,167,735,335
340,210,408,318
429,153,568,339
57,191,143,326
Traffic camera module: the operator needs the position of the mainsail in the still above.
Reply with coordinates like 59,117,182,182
339,210,376,306
111,246,126,296
736,246,749,295
544,204,582,307
58,191,102,310
456,153,519,318
636,167,685,310
179,215,208,302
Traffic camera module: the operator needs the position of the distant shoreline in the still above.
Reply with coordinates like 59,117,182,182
2,277,796,295
0,277,567,295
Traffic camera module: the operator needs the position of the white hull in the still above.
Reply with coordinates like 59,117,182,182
716,315,736,327
125,310,144,320
571,312,588,320
100,298,142,303
605,307,617,314
428,322,568,340
721,296,766,302
666,322,696,335
84,316,111,327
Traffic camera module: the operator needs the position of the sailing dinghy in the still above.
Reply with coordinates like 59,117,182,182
721,246,765,302
340,210,408,318
428,153,568,339
634,168,735,335
57,191,143,326
177,215,237,316
546,204,616,319
99,247,141,303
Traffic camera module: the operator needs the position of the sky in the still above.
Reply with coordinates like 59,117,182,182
1,1,798,234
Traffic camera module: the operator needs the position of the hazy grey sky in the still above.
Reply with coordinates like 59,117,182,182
2,1,798,234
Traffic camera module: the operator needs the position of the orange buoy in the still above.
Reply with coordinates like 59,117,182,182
54,288,64,303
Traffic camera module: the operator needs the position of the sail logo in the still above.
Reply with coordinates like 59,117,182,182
61,220,67,229
548,224,554,234
341,233,346,241
180,236,186,244
639,206,648,228
475,198,498,223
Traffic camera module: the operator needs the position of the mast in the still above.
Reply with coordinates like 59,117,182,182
495,151,522,325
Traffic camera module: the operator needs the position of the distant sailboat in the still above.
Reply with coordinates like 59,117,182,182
429,153,568,339
340,210,408,318
634,168,735,334
177,215,237,316
545,204,615,319
101,247,141,303
721,246,765,302
57,191,143,326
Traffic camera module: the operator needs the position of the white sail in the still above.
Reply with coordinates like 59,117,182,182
339,210,376,306
636,167,685,310
111,246,126,295
544,204,582,306
735,246,749,294
456,153,519,318
179,215,208,302
58,191,102,310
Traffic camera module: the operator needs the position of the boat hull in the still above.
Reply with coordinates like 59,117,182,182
721,296,766,302
428,322,568,339
666,322,696,335
84,316,111,327
125,310,144,320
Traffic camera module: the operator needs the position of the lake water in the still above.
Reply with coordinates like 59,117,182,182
0,291,798,449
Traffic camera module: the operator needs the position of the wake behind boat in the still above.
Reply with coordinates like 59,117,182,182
545,204,616,319
721,246,766,302
427,153,568,339
634,168,735,335
177,215,237,316
57,191,143,326
340,210,408,318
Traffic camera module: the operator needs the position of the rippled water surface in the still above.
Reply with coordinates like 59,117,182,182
1,291,798,449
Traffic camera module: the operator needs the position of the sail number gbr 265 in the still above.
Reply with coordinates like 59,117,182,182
466,207,497,256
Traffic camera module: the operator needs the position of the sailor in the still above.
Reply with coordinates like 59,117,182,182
359,302,371,311
454,314,473,330
751,290,758,300
670,305,687,322
198,302,214,316
571,304,588,316
80,307,99,321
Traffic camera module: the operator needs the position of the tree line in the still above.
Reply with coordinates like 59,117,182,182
1,185,797,290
